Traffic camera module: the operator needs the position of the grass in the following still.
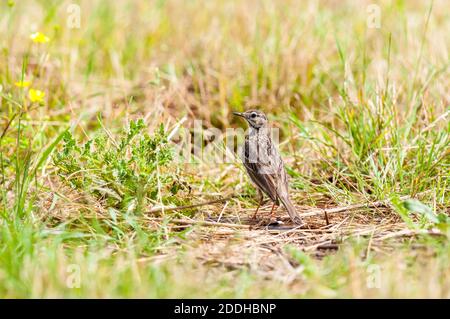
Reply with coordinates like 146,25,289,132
0,0,449,298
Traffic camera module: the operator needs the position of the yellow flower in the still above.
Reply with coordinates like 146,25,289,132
28,89,45,103
14,80,31,88
30,32,50,44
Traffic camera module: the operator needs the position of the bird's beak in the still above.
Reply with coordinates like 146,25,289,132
232,112,244,117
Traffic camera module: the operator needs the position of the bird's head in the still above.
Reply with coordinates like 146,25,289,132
232,109,268,129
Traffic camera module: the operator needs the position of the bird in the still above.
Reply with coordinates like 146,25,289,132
233,109,304,226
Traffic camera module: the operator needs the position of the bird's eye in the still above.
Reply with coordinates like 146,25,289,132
250,112,257,118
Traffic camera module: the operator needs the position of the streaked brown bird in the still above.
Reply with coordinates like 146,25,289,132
233,110,304,225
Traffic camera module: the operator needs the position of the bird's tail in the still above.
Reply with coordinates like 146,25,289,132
278,195,304,226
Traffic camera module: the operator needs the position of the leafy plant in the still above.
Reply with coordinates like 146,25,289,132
402,198,450,232
53,119,189,214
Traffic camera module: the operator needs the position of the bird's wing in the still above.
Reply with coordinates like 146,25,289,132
242,135,279,202
243,161,279,202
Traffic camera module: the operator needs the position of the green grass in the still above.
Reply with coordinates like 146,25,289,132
0,0,449,298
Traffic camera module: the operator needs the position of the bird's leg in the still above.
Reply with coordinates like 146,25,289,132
269,202,277,219
252,190,264,220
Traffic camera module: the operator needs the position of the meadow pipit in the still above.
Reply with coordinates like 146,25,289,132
233,110,304,226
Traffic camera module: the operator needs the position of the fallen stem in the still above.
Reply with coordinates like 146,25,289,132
296,196,410,218
147,195,235,214
146,217,250,229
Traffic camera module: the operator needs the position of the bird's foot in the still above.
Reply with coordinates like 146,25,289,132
253,215,280,227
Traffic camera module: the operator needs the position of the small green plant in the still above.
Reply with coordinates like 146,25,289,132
53,119,188,214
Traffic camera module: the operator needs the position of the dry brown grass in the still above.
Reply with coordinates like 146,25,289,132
0,0,448,298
